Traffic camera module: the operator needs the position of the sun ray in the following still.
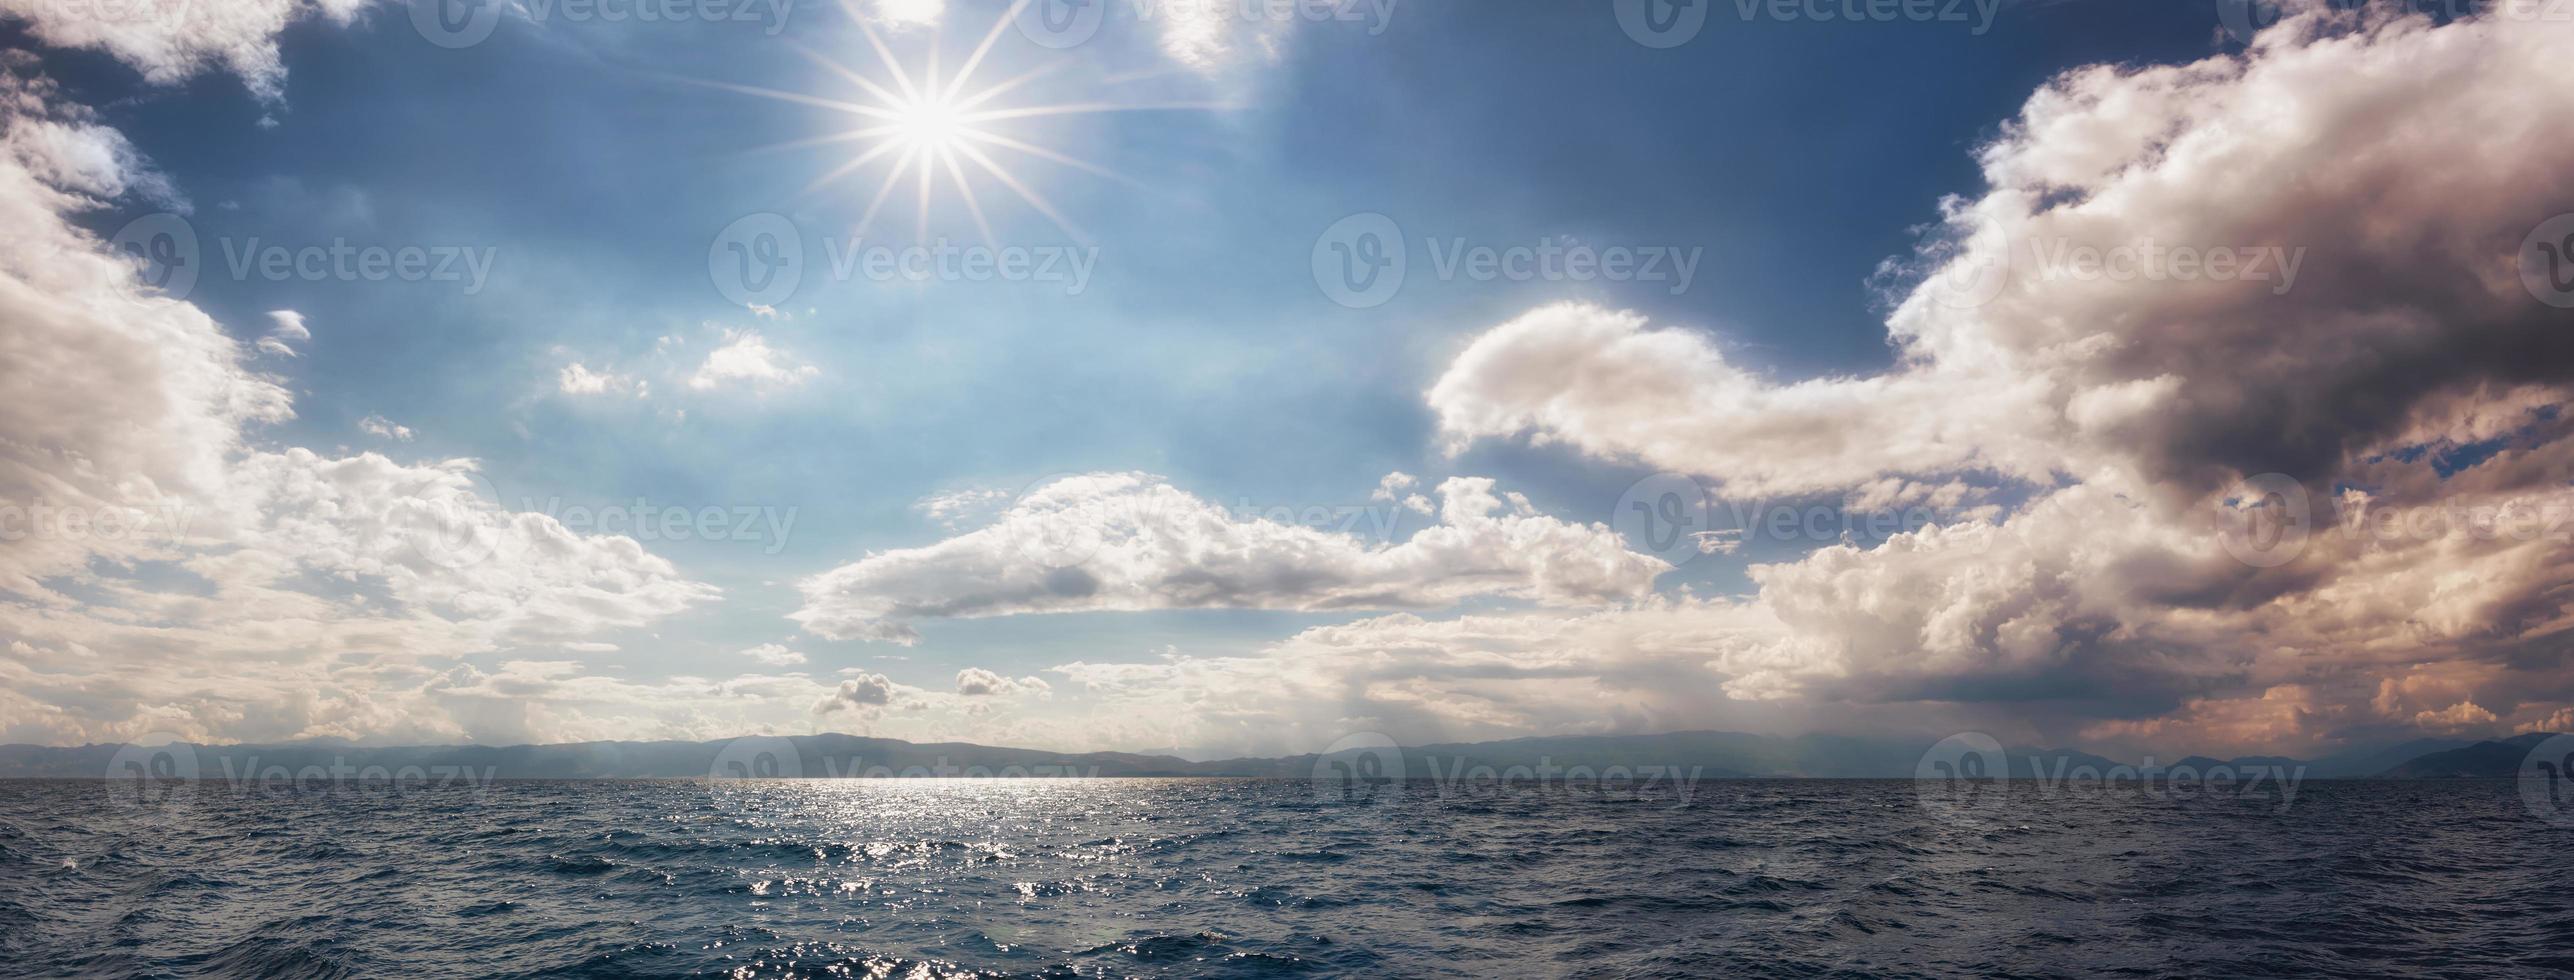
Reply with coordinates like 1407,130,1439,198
945,0,1031,102
957,129,1137,188
800,136,909,197
845,4,924,105
661,73,902,122
940,146,998,251
852,146,920,241
788,41,908,108
954,140,1087,245
950,62,1065,115
744,125,903,159
914,142,936,242
960,102,1235,125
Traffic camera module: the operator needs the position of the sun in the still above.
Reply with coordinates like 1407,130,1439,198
697,0,1227,246
889,92,968,151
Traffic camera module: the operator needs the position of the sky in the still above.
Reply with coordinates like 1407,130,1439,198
1,0,2571,760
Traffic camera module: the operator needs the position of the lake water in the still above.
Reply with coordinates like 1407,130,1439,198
0,778,2565,977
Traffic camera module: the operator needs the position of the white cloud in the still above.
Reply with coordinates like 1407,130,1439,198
1410,5,2574,754
912,486,1013,530
955,666,1048,697
0,62,718,745
557,361,639,397
792,472,1667,643
358,414,413,441
870,0,943,27
0,0,366,100
688,328,816,393
739,643,808,666
265,309,308,341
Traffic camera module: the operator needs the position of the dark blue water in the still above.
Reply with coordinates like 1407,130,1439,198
1,778,2567,978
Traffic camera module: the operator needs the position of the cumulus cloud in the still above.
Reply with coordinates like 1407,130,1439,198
792,472,1667,643
955,666,1048,697
1407,4,2574,755
358,414,413,441
557,361,640,397
0,59,718,745
688,328,816,393
815,671,902,716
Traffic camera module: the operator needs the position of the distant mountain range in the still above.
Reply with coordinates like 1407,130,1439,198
0,729,2557,781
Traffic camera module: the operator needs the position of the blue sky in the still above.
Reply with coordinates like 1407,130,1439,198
6,0,2572,757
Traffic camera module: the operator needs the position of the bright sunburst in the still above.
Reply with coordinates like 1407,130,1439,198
701,0,1225,246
